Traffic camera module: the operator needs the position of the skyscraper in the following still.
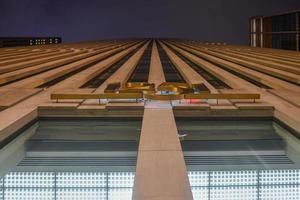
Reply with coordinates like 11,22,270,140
0,39,300,199
249,10,300,51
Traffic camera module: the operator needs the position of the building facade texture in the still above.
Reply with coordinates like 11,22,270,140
0,39,299,199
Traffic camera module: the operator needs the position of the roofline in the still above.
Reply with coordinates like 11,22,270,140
250,9,300,20
264,8,300,18
263,9,300,18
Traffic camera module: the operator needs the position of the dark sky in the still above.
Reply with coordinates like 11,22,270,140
0,0,300,45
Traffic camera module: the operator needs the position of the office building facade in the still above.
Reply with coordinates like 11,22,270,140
249,10,300,51
0,39,300,199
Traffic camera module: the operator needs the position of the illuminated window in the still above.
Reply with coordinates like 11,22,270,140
260,169,300,185
56,188,106,200
108,188,133,200
56,172,106,187
210,171,257,186
259,185,300,200
191,187,209,200
188,171,209,187
210,186,257,200
2,170,299,199
5,188,54,200
2,172,134,200
189,169,300,200
5,172,54,187
108,172,134,188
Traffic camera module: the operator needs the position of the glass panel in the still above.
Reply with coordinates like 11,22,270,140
156,42,185,82
191,187,209,200
260,169,300,185
56,172,106,187
5,172,54,187
210,186,257,200
0,178,3,200
188,171,209,187
271,13,297,32
259,185,300,200
272,33,297,50
34,119,142,141
189,169,300,200
56,188,106,200
210,171,257,186
108,188,132,200
177,118,292,167
4,188,54,200
108,172,135,188
2,170,300,199
128,41,152,82
2,172,136,200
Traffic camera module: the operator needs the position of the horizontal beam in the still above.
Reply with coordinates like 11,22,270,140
51,92,260,101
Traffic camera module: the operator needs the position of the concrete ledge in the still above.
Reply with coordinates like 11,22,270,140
38,103,79,110
174,109,274,117
37,107,144,117
210,105,238,110
37,103,274,118
0,108,37,146
230,99,263,103
235,102,274,110
106,103,144,110
173,103,210,110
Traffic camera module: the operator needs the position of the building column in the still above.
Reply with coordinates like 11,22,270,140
148,41,165,87
132,108,193,200
132,40,193,200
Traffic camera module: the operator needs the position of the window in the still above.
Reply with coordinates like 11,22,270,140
189,169,300,200
1,172,135,200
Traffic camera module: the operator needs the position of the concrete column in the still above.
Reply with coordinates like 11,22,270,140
132,108,193,200
133,40,193,200
148,41,165,87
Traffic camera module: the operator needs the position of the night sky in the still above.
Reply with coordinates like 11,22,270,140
0,0,300,45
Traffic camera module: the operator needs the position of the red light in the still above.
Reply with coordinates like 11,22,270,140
190,99,201,103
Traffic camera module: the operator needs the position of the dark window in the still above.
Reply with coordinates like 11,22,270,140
164,42,231,89
272,33,297,50
81,42,145,88
271,13,297,32
156,41,185,83
128,40,153,82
